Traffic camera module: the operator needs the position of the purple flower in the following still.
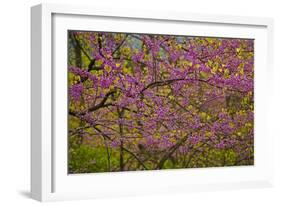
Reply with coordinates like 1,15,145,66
111,140,120,148
100,78,111,88
189,135,200,145
70,83,84,102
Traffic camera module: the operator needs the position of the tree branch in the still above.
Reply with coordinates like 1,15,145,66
71,33,92,61
87,90,116,113
112,34,128,56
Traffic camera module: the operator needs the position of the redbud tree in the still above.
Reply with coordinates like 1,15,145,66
68,31,254,173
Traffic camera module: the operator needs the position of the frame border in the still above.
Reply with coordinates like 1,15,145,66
31,3,274,201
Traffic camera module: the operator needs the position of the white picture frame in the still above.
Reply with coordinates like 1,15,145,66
31,3,274,202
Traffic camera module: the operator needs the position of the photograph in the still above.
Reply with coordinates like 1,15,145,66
67,31,254,174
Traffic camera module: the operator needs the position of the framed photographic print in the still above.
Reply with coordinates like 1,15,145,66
31,3,274,201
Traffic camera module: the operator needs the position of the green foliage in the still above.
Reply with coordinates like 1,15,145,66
69,145,113,173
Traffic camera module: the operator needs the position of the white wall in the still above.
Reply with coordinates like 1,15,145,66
0,0,280,205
